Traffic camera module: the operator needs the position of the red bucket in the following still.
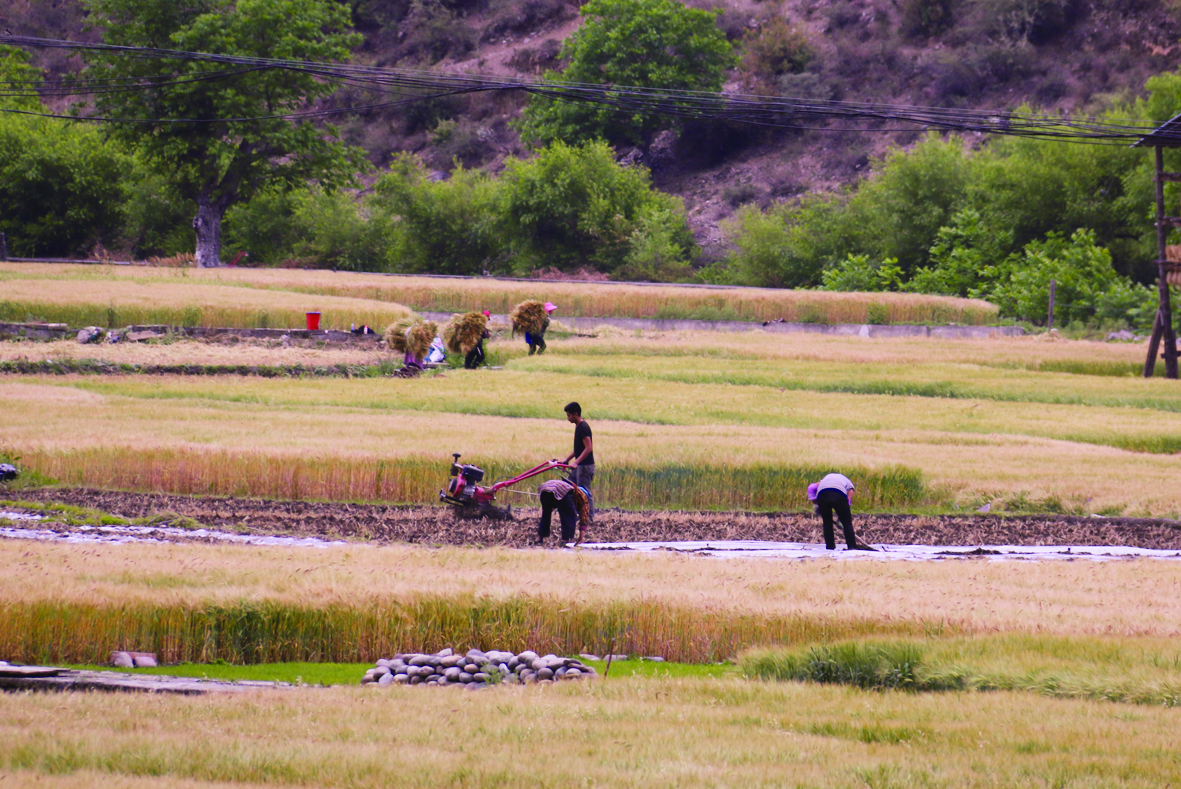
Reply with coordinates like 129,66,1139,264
306,311,321,331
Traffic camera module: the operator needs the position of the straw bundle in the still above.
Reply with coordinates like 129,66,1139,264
407,320,437,360
385,317,439,359
384,317,418,354
510,300,547,337
443,312,488,354
1167,247,1181,286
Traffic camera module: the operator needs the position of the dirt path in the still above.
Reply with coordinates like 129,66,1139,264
8,488,1181,550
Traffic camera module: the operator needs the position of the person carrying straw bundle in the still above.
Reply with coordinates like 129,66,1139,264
510,300,557,355
385,316,438,373
444,311,491,369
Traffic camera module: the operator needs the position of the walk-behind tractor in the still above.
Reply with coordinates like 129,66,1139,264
440,454,574,520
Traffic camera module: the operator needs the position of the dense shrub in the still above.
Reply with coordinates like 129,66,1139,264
498,141,694,274
965,0,1076,45
120,170,197,259
983,229,1155,327
721,199,847,288
482,0,574,41
0,115,132,258
0,46,135,258
373,154,505,275
396,0,478,62
225,188,389,270
907,208,1012,297
821,255,903,292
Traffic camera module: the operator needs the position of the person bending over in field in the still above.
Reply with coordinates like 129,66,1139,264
808,472,873,551
537,478,591,547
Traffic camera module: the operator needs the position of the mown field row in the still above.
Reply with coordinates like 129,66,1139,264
5,667,1180,788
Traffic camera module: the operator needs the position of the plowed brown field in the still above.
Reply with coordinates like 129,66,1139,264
10,488,1181,550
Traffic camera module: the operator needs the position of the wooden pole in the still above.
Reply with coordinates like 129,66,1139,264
1145,310,1164,378
0,232,6,261
1047,279,1055,330
1146,146,1176,378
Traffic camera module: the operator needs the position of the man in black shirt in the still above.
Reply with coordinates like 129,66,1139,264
562,401,594,498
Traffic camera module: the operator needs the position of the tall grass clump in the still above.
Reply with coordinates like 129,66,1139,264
16,447,931,510
742,636,1181,707
744,641,966,692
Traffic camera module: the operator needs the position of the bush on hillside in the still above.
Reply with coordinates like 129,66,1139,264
395,0,477,62
900,0,954,38
514,0,738,146
742,17,812,80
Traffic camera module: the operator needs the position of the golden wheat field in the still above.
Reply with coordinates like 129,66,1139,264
3,328,1181,512
0,261,998,325
4,264,1181,788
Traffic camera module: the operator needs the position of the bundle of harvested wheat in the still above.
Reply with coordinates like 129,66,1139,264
510,300,547,337
385,317,438,359
1167,247,1181,286
444,312,488,354
406,320,437,360
384,316,419,354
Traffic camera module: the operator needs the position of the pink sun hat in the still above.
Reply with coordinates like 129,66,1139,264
544,302,558,313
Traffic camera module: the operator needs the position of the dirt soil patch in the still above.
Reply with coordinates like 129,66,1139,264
8,488,1181,550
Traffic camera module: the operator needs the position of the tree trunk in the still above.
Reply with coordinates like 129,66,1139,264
193,199,223,268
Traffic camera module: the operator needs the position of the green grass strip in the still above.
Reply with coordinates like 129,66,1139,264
60,658,730,686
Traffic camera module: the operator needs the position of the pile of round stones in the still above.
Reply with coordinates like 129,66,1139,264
361,648,598,689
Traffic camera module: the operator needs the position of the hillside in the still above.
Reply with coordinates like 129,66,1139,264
3,0,1181,262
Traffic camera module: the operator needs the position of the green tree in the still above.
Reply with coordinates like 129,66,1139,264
82,0,365,266
0,44,43,112
515,0,737,146
498,140,694,274
847,134,972,273
966,119,1146,279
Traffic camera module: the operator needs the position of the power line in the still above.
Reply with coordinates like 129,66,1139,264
0,34,1174,146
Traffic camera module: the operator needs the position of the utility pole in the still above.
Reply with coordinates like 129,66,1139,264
1144,145,1179,379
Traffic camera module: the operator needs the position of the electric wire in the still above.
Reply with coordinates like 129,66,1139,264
1,34,1177,146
